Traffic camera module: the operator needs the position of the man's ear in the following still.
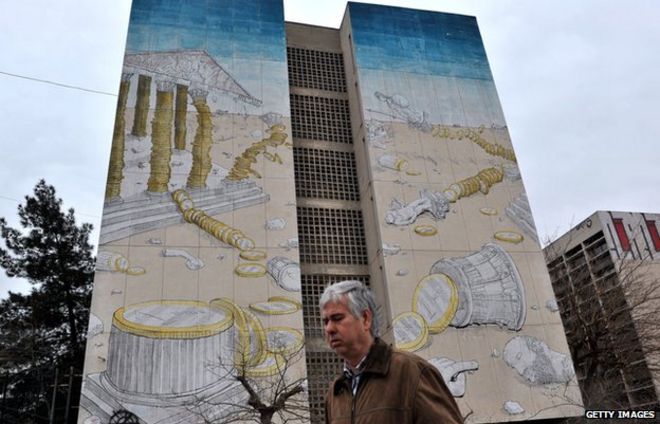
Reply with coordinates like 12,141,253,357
362,308,373,332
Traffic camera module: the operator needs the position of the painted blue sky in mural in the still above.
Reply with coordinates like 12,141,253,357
348,3,493,80
126,0,286,62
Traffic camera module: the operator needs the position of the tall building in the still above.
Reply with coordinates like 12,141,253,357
544,211,660,410
80,1,582,422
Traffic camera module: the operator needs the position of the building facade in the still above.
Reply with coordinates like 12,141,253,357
545,211,660,410
80,1,582,422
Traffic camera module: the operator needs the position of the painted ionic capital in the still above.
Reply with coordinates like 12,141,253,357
155,79,176,92
188,88,209,102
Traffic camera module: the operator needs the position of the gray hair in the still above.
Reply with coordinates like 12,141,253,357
319,280,380,338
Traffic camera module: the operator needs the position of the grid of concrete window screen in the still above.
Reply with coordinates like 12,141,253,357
546,231,658,408
287,41,371,422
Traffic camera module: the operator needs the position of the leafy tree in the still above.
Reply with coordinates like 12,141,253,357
0,179,95,422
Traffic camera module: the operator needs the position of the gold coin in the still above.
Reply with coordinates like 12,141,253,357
269,123,286,132
209,298,253,366
244,353,285,378
479,207,498,216
269,296,302,308
494,230,524,244
392,311,429,352
443,189,458,202
269,132,288,142
239,250,267,261
249,297,301,315
235,263,267,277
242,307,268,367
412,273,459,334
478,178,490,194
264,327,303,355
125,267,146,276
414,225,437,236
113,300,233,339
236,236,256,251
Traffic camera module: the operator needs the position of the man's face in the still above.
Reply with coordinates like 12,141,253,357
322,296,373,364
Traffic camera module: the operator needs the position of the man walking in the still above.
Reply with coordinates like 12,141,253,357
321,280,463,423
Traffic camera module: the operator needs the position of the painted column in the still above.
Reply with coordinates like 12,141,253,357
131,74,152,137
105,72,132,201
174,84,188,150
146,80,175,194
186,89,213,189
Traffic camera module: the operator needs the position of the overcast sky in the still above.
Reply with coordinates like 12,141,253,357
1,0,659,297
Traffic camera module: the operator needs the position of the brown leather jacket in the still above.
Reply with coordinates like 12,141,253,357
325,339,464,424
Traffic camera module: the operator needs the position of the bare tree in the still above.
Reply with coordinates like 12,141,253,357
544,228,660,412
188,344,309,424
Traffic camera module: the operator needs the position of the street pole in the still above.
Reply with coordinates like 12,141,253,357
49,368,58,424
64,367,74,423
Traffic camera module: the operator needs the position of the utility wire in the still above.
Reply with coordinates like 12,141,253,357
0,195,20,204
0,70,117,97
0,195,100,219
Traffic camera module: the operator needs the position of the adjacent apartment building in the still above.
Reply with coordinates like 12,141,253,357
544,211,660,410
80,1,582,422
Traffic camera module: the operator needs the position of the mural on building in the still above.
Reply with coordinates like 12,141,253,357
80,1,305,423
347,3,581,421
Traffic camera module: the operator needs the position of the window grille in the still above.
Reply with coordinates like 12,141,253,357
297,207,367,265
287,47,347,92
305,350,344,423
290,94,352,144
293,147,359,201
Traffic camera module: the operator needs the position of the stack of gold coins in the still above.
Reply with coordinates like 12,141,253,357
443,166,504,202
227,124,289,181
172,189,256,251
432,125,517,163
210,298,267,368
210,298,299,377
476,166,504,194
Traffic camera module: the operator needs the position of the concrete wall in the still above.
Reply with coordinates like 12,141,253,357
79,1,306,422
341,3,582,422
546,211,660,407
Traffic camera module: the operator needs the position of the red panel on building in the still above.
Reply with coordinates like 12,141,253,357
612,218,631,251
645,220,660,251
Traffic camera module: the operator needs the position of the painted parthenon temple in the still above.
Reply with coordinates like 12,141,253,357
100,51,272,245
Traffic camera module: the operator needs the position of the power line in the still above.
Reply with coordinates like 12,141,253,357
0,195,100,219
0,195,20,204
0,70,117,97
